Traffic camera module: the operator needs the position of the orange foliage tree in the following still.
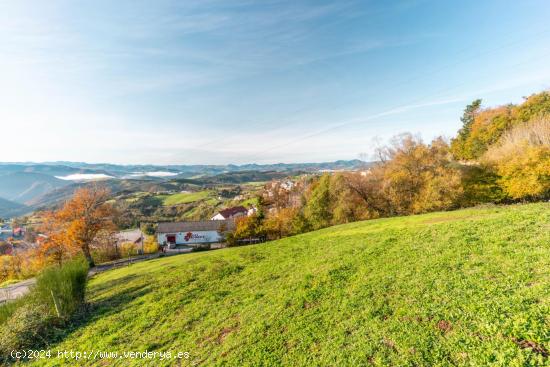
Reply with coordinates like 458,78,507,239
451,91,550,160
343,135,463,217
40,186,115,267
39,211,80,266
263,207,298,240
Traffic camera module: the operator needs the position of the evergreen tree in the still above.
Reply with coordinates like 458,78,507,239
451,99,482,159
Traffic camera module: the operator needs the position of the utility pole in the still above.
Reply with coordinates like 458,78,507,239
140,222,144,255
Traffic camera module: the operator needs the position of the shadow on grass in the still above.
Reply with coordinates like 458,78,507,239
89,273,141,294
46,275,153,349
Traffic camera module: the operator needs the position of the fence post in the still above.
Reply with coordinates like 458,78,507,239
51,289,61,317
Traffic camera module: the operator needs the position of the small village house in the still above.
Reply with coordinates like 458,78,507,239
157,220,235,248
115,229,144,249
0,224,24,241
211,206,248,220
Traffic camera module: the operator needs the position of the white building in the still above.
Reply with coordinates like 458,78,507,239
280,180,295,191
157,220,235,248
115,229,144,247
211,206,248,221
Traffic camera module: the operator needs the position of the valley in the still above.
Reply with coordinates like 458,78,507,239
0,161,367,219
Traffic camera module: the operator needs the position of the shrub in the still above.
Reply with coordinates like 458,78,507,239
119,242,139,258
0,304,59,357
0,251,42,285
0,258,89,361
484,115,550,199
0,295,27,325
143,236,159,254
32,257,89,319
494,145,550,199
459,165,508,206
224,232,239,247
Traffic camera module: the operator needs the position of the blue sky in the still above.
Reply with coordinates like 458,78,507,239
1,0,550,164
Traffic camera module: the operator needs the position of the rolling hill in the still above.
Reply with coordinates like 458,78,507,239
0,172,69,204
30,203,549,366
0,197,28,219
0,171,71,217
0,160,369,217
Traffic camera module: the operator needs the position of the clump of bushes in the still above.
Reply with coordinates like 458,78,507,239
0,257,89,360
483,115,550,200
143,236,161,254
459,165,507,206
0,304,58,354
33,257,88,318
228,134,467,244
451,91,550,160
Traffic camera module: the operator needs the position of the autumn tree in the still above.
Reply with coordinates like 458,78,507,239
483,115,550,199
328,174,370,224
343,135,463,217
42,186,116,267
380,135,463,214
226,214,265,245
303,174,333,230
263,207,298,240
39,210,80,266
343,169,392,217
451,92,550,161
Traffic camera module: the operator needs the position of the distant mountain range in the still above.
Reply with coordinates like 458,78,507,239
0,160,370,218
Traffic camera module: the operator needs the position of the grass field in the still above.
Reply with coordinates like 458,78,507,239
158,190,211,206
238,196,259,207
31,203,549,366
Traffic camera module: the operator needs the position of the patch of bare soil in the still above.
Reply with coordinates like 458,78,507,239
436,320,452,334
217,325,238,344
512,338,548,357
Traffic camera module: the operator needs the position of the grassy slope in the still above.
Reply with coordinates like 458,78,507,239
33,204,549,366
158,191,211,206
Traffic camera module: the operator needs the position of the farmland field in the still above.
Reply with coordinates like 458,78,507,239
158,190,211,206
31,203,549,366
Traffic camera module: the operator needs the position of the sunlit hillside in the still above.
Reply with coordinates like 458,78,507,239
31,203,549,366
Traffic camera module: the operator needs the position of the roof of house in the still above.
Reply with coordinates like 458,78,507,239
216,206,248,218
115,229,143,244
157,220,235,233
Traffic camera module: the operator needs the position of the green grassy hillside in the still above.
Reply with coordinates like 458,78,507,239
157,190,211,206
33,204,549,366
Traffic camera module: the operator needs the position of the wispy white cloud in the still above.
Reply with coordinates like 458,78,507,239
1,0,550,164
1,0,396,94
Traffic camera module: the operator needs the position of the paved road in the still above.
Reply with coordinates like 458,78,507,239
0,278,36,304
0,253,178,304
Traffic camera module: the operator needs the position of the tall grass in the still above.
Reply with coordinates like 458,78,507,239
0,257,89,358
0,296,27,324
33,257,89,319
